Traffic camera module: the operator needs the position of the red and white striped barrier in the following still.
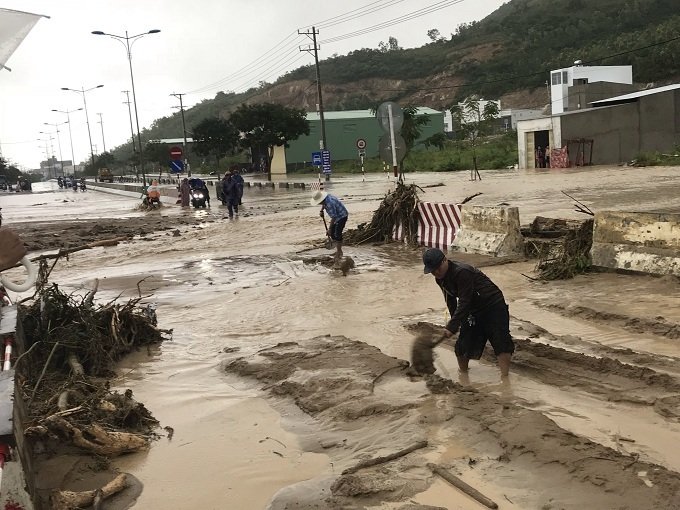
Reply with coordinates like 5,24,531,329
417,202,462,250
394,202,462,250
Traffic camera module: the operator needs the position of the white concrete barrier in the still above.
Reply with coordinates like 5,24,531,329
450,206,524,257
591,211,680,276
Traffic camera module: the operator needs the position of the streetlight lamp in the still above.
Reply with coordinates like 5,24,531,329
43,120,68,176
92,29,161,180
61,84,104,171
52,107,83,178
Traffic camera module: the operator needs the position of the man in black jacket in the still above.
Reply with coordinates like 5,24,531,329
423,248,514,377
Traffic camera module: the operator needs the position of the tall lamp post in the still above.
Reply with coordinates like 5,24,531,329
52,107,83,177
61,85,103,172
43,120,68,176
92,29,161,181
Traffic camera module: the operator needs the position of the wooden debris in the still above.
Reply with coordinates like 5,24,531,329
50,472,128,510
342,440,428,475
428,463,498,509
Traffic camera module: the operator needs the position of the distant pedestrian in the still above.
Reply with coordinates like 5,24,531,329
310,190,348,263
222,173,239,219
180,178,190,207
229,165,245,206
545,145,551,168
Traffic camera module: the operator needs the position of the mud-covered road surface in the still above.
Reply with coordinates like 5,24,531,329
2,166,680,509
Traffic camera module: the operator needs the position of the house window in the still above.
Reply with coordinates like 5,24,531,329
562,71,568,84
552,72,561,85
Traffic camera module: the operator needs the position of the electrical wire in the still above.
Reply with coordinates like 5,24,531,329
307,0,409,30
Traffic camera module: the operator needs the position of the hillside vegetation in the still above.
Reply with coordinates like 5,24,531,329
116,0,680,163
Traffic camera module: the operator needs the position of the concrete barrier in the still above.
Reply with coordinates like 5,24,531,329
591,211,680,276
451,206,524,257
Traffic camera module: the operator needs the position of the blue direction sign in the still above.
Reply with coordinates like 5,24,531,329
321,149,331,175
169,160,184,173
311,151,322,166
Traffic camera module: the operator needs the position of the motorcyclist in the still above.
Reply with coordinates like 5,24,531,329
188,177,210,207
57,176,63,189
144,179,162,207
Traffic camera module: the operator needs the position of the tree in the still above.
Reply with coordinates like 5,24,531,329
378,36,402,52
84,152,115,176
143,142,170,169
192,117,240,166
229,103,309,177
427,28,441,42
400,105,431,168
450,96,500,179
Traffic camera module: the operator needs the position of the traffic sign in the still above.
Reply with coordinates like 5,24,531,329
356,138,366,150
321,149,332,175
376,101,403,134
169,146,183,160
311,151,322,166
169,160,184,173
378,134,406,166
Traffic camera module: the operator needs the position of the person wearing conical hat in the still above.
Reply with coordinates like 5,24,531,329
310,190,348,263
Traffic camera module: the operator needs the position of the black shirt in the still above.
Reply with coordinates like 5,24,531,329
435,260,505,333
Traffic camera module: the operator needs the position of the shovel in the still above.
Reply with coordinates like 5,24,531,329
320,211,334,250
410,332,449,375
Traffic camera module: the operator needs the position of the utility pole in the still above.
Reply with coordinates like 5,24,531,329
97,113,106,153
299,26,329,181
171,92,190,175
122,90,137,176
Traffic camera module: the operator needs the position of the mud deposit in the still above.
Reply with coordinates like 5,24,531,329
224,333,680,509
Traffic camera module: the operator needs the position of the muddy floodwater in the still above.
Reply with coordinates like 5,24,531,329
2,166,680,509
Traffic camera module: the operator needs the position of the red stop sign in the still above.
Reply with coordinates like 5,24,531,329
169,146,183,160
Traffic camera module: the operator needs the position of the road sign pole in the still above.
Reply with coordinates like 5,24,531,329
360,152,365,182
388,104,399,179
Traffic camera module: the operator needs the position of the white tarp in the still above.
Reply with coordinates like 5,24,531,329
0,7,48,71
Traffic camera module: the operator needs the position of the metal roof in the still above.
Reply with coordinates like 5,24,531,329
306,107,442,121
591,83,680,106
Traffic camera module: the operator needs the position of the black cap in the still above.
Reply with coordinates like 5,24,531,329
423,248,446,274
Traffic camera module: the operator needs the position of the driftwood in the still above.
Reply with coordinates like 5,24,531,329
44,415,148,456
50,472,127,510
428,463,498,509
342,440,428,475
30,237,130,263
67,353,85,377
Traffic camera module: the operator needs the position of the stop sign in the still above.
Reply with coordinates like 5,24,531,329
169,146,183,160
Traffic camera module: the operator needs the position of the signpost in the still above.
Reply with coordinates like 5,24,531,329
321,149,331,175
356,138,367,182
169,160,183,173
311,151,322,166
376,101,404,181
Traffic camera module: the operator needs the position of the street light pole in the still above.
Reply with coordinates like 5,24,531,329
92,29,161,182
61,85,104,172
52,107,83,177
122,90,137,176
43,120,68,176
97,113,106,153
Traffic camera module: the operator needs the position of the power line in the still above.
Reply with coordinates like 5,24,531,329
309,0,409,30
321,0,466,44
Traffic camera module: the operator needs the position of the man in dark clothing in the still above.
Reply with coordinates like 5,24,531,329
229,166,245,206
423,248,514,377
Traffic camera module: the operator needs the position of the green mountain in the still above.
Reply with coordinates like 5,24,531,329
122,0,680,162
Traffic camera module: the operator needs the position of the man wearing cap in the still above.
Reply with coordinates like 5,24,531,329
310,190,348,263
423,248,514,377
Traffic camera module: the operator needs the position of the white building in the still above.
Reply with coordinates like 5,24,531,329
443,99,501,132
550,64,633,115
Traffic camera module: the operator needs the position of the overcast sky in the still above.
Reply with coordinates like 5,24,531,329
0,0,506,170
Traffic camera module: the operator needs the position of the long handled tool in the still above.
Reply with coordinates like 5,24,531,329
320,209,334,250
410,332,449,374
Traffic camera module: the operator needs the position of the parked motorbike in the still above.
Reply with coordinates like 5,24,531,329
190,188,207,209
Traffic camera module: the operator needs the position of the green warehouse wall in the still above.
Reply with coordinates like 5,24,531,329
285,108,444,165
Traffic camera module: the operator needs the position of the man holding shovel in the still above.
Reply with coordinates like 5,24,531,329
311,190,348,264
415,248,514,377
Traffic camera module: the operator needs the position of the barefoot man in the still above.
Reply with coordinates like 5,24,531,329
423,248,514,377
311,191,348,265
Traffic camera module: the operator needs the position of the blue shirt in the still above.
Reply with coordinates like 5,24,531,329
323,194,348,220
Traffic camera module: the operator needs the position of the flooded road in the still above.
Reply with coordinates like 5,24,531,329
2,165,680,509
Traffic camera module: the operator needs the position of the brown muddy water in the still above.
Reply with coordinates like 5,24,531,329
2,166,680,509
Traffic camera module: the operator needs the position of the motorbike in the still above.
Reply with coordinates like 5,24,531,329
72,179,79,191
57,177,63,189
190,188,207,209
79,179,87,191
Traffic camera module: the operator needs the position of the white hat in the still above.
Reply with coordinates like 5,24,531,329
310,190,328,206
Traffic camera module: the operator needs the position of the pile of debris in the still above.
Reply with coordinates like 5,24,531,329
344,182,421,246
522,216,594,280
16,282,171,508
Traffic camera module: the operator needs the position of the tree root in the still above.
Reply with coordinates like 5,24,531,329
342,440,428,475
50,472,127,510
